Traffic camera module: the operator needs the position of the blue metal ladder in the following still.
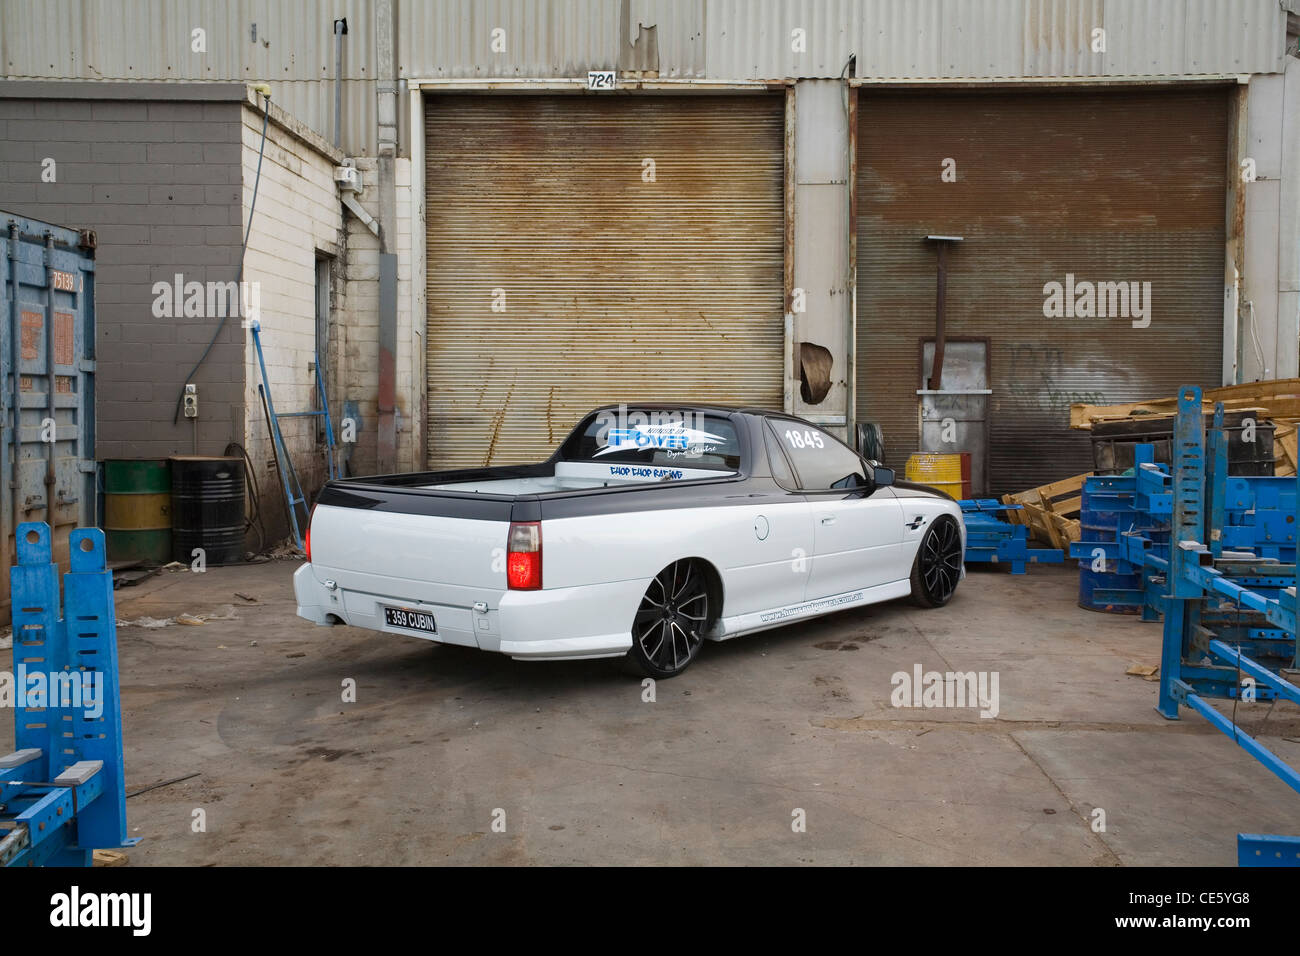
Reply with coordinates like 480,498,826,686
250,322,337,550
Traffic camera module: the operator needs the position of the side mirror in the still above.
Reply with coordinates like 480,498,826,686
873,466,896,487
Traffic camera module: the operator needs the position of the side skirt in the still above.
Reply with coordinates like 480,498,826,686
710,579,912,642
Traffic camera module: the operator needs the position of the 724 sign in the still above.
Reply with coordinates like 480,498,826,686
587,70,616,90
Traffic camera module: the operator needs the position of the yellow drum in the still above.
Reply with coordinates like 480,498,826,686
905,453,970,500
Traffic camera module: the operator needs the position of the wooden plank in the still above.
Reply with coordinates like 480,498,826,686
1021,500,1064,550
1054,515,1081,543
1071,400,1177,428
1042,512,1063,550
1245,399,1300,418
999,494,1026,527
1275,424,1299,477
1073,401,1276,429
1034,473,1088,501
1206,378,1300,401
1056,495,1082,516
1071,378,1300,429
1000,473,1091,547
1038,490,1072,549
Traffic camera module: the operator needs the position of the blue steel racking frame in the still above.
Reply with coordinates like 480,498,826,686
0,523,134,866
959,499,1064,573
1078,387,1300,863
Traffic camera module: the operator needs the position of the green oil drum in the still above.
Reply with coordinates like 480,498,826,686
104,459,172,564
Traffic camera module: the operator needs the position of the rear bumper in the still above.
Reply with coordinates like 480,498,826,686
293,563,636,661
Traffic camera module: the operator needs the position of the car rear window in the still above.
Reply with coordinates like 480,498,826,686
561,408,742,471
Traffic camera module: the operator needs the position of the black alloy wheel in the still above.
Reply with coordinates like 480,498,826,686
625,559,710,678
910,516,963,608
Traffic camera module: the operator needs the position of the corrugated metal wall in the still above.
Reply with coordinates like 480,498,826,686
703,0,1284,79
2,0,1285,155
423,93,785,469
0,0,380,151
855,86,1228,493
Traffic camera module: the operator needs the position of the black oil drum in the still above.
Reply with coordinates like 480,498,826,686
169,455,246,565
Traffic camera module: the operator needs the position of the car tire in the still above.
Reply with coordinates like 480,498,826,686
909,516,963,608
623,559,710,679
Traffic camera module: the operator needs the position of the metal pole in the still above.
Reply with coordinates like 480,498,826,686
3,222,16,617
7,224,18,514
252,326,303,548
333,18,348,149
41,234,54,530
930,243,947,391
923,236,962,391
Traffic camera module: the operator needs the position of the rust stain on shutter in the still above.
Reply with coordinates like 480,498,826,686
424,93,786,469
20,310,41,361
856,87,1228,493
54,311,74,366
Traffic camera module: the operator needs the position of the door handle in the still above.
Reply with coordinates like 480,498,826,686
820,515,836,525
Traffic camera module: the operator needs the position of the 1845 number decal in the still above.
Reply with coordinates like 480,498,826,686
784,428,825,450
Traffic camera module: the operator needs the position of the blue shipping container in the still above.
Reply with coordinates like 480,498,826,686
0,212,96,623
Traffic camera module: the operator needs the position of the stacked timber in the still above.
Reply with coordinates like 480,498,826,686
1069,378,1300,477
1000,380,1300,549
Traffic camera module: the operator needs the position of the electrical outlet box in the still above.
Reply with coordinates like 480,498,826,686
183,383,199,419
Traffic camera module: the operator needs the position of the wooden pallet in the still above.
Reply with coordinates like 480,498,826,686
1274,421,1299,477
1070,379,1300,430
1001,473,1087,550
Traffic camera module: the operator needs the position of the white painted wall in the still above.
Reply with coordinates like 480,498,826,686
1278,55,1300,380
239,102,343,542
1241,61,1300,382
792,79,851,435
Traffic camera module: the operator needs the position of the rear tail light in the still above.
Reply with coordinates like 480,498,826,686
305,505,315,562
506,521,541,590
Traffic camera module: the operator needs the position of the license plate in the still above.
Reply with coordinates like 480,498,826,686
383,606,437,634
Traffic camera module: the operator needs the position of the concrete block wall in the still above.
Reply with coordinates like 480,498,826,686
338,159,380,475
0,89,245,459
238,101,344,544
338,156,419,476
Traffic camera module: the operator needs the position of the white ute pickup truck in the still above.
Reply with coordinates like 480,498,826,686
295,405,965,677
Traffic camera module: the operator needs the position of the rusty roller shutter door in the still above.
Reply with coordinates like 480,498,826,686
424,94,785,469
856,87,1228,494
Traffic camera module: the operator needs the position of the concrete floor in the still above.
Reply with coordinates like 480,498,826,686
8,559,1300,865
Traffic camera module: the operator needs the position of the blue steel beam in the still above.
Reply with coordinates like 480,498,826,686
1207,405,1227,560
1238,834,1300,867
1207,639,1300,707
1176,683,1300,796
